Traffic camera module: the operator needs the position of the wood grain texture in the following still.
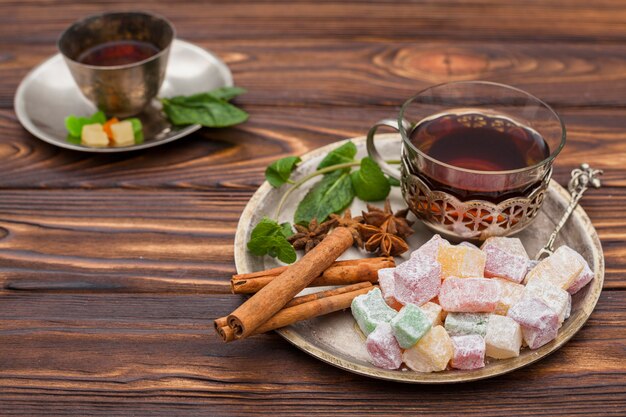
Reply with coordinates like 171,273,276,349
1,0,625,415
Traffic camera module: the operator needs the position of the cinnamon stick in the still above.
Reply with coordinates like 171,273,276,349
227,227,354,339
230,257,394,294
216,282,374,342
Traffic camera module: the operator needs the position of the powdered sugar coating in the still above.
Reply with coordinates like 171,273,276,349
483,244,528,283
507,297,559,349
366,323,402,369
351,288,397,336
493,278,525,316
525,278,571,323
451,334,486,370
421,301,444,326
525,245,584,289
390,303,432,348
484,314,523,359
411,234,449,263
444,312,490,337
459,241,479,250
394,258,441,306
438,245,486,278
567,251,594,294
377,268,399,307
481,237,528,258
402,326,453,373
439,277,501,313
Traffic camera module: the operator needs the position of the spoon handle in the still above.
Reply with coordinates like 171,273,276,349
535,163,603,260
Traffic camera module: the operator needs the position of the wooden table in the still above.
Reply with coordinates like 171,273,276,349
1,1,625,415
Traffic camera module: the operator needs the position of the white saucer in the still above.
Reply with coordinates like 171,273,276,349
14,39,233,153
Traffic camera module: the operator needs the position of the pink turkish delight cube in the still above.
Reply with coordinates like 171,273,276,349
483,244,528,283
394,258,441,306
507,297,559,349
410,234,449,263
366,323,403,369
378,268,402,310
438,277,500,313
568,252,594,295
451,334,486,370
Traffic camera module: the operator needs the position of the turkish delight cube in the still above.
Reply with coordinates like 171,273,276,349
411,234,449,263
459,241,480,250
438,277,500,313
484,314,523,359
366,323,403,370
525,245,584,289
438,245,486,278
507,297,560,349
377,268,402,310
351,288,397,336
493,278,525,316
421,301,444,327
568,251,594,294
483,243,528,283
394,258,441,306
444,312,490,337
481,236,528,258
524,278,571,323
390,303,432,348
451,334,486,370
402,326,453,372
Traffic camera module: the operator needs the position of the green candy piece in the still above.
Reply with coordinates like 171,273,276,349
390,304,432,348
351,288,397,336
444,313,490,337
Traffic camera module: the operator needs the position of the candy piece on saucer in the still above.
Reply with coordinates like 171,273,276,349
421,302,444,327
439,277,500,313
402,326,453,373
484,314,523,359
493,278,525,316
390,303,432,348
351,288,397,336
394,258,441,306
525,245,584,289
377,268,402,310
567,252,594,294
366,323,403,370
507,297,559,349
411,234,450,263
524,278,572,323
81,123,109,147
459,241,480,250
437,245,486,278
482,237,528,258
444,312,490,337
482,239,529,283
451,334,486,370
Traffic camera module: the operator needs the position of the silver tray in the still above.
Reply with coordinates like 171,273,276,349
234,134,604,383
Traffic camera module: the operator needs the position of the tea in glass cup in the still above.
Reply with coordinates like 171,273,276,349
367,81,566,241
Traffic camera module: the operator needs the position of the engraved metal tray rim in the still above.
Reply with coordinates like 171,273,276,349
233,134,604,384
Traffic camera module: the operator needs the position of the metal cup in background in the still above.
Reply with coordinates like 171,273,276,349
58,12,174,117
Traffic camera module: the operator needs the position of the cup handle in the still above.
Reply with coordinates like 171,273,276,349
366,118,411,181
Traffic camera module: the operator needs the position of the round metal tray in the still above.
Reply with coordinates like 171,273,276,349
234,134,604,383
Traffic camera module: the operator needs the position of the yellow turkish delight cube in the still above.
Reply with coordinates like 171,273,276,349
525,245,584,290
493,278,525,315
402,326,453,372
437,245,486,278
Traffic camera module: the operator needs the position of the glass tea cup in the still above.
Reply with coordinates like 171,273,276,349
58,12,174,117
367,81,566,241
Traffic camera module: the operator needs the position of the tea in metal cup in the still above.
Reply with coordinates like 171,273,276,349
58,11,174,117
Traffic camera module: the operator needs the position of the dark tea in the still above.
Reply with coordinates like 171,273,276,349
408,112,550,202
77,40,160,66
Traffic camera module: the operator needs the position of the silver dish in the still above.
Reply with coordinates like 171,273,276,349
14,39,232,152
234,134,604,383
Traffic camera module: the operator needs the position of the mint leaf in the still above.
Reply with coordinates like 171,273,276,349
317,141,357,169
247,217,296,264
387,175,401,187
351,157,391,201
265,156,301,188
168,87,247,104
294,169,355,225
65,111,107,137
90,111,107,125
162,96,248,127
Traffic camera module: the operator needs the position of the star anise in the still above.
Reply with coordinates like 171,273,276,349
362,199,414,239
287,217,338,253
359,220,409,257
329,209,364,248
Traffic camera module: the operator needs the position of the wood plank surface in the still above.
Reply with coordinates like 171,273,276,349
0,0,625,416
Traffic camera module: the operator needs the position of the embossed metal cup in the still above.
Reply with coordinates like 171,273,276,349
58,12,174,117
367,81,566,241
